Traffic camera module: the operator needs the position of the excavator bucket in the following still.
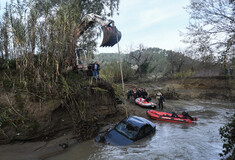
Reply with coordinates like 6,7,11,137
100,26,122,47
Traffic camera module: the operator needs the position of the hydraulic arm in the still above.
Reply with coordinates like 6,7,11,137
73,13,121,47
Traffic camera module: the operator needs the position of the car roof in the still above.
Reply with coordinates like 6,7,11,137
123,116,155,128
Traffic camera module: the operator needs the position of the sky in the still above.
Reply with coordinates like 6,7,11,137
97,0,191,53
0,0,191,53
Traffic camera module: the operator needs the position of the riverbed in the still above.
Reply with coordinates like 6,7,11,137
46,99,235,160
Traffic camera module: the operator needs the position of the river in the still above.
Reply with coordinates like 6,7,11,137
46,99,235,160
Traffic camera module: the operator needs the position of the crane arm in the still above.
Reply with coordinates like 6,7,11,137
68,13,121,67
72,13,121,47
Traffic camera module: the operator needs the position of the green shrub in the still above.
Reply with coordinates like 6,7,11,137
219,114,235,160
100,61,134,83
2,78,13,91
16,80,27,90
112,83,124,98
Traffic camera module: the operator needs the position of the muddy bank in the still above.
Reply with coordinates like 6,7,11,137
0,81,118,145
158,77,235,100
0,80,124,160
0,104,126,160
126,76,235,101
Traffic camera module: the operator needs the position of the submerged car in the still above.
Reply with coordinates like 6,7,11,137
96,116,156,146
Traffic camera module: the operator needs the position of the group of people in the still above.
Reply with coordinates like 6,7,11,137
127,88,165,110
127,88,148,100
90,61,166,109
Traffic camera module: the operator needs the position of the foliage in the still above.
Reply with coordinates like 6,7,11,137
172,71,195,79
0,102,39,134
219,114,235,160
0,0,118,139
183,0,235,64
112,83,124,98
0,0,120,94
165,50,186,76
91,87,108,94
99,61,135,83
128,44,153,77
2,77,13,91
0,0,120,130
95,53,128,65
146,48,167,75
97,46,226,79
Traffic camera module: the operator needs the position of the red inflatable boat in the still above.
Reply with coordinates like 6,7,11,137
135,98,156,109
146,110,197,123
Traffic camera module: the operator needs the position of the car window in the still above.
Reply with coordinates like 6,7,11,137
144,125,153,133
138,128,145,138
138,125,153,138
115,122,138,140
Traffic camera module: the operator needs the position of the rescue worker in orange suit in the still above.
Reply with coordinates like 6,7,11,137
127,88,137,99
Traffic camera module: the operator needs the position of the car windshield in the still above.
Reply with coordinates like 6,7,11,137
115,122,139,140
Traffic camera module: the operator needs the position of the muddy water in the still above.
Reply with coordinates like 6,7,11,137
47,100,235,160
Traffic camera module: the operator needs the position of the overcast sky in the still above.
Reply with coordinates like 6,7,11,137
98,0,191,53
0,0,191,53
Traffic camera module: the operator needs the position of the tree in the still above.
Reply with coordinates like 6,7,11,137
165,50,186,76
129,44,153,77
219,114,235,160
183,0,235,64
1,5,10,61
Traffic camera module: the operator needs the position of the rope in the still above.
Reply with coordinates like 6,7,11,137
116,30,128,118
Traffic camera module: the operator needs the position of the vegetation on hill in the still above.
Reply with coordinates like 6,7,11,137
95,46,233,83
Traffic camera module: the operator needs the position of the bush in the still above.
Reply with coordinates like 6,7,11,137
2,78,13,91
219,114,235,160
100,61,135,83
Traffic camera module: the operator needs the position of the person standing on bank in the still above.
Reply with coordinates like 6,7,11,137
92,61,100,80
156,90,164,110
230,67,233,77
